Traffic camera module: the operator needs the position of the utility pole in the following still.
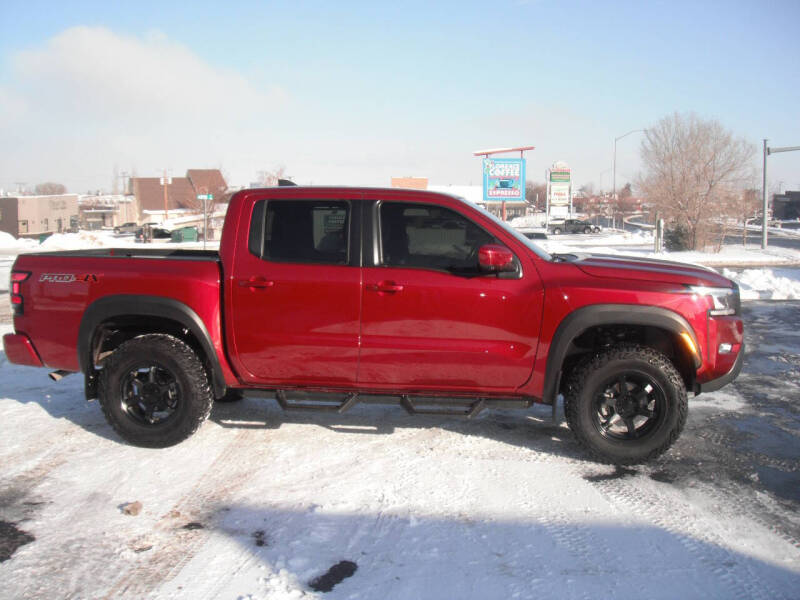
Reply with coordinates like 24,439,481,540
160,170,172,221
762,139,768,249
200,186,209,251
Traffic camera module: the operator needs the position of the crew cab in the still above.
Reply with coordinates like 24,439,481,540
3,187,744,464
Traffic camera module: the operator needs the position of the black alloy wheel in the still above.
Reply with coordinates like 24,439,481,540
98,334,214,447
591,371,667,441
564,344,688,464
120,364,182,425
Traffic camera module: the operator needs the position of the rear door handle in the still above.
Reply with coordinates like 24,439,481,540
367,280,404,294
238,277,274,289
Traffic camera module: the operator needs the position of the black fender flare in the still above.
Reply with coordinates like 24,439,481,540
543,304,700,404
78,295,226,398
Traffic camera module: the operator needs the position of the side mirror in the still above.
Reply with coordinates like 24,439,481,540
478,244,516,273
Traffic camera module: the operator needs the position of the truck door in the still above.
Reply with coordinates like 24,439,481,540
359,200,543,393
228,197,362,386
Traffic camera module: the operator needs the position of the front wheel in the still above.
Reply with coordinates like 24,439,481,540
98,334,214,448
552,227,563,235
564,344,688,464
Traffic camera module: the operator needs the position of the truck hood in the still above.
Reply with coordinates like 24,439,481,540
569,253,733,287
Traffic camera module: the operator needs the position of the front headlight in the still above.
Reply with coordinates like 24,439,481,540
689,284,740,316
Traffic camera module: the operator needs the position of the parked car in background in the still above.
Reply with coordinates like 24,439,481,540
549,219,601,235
135,225,172,242
113,222,138,234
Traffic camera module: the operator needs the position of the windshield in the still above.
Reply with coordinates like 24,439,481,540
458,198,552,261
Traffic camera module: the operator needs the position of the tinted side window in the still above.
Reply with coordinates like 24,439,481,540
379,202,494,273
248,200,349,264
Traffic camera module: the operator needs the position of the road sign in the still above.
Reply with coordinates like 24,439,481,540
196,194,213,200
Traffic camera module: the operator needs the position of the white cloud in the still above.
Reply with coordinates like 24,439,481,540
11,26,286,122
0,26,289,191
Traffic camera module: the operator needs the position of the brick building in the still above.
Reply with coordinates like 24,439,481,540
128,169,228,223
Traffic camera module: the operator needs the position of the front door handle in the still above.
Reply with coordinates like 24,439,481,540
367,280,404,294
238,277,274,289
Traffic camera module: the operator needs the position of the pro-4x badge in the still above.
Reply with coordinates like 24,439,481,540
39,273,99,283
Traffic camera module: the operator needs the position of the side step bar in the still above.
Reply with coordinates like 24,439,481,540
399,396,486,418
273,391,531,419
275,390,359,413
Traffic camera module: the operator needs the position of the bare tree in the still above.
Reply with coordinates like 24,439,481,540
725,187,761,246
35,182,67,195
256,166,288,187
525,181,547,211
638,113,754,250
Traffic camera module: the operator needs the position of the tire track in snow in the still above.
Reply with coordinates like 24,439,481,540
583,467,794,600
102,429,262,599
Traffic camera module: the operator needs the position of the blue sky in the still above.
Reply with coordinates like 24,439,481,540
1,0,798,193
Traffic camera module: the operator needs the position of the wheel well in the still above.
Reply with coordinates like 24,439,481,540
89,316,215,392
557,324,696,395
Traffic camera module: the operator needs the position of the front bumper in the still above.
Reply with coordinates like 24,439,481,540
2,333,44,367
695,342,744,394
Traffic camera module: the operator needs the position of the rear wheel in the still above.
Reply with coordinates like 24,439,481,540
564,344,688,464
98,334,213,448
552,227,563,235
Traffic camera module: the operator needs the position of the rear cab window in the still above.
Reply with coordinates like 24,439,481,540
248,199,350,265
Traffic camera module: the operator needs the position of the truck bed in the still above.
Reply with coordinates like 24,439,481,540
9,249,225,375
27,248,219,260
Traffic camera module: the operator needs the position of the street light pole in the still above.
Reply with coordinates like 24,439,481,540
761,141,800,249
613,129,645,202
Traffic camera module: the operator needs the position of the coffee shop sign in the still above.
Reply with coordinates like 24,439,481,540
482,158,525,202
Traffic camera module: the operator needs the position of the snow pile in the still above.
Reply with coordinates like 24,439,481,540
723,268,800,300
0,231,19,249
0,231,37,252
509,214,546,228
652,245,800,266
38,231,119,250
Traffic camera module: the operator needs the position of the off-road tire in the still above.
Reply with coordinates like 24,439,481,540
564,344,688,464
215,389,245,403
98,334,214,448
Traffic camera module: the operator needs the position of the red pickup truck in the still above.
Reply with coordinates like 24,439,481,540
4,187,744,464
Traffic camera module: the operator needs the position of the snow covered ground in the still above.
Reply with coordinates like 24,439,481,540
1,303,799,599
2,229,800,598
